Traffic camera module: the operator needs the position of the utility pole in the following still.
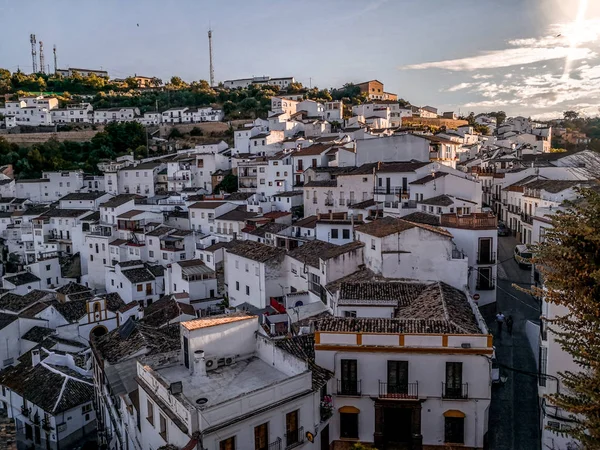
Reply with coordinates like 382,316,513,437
39,41,45,75
53,45,57,74
30,34,37,73
208,28,215,87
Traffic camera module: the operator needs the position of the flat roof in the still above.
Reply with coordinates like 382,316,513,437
155,356,290,409
181,314,257,331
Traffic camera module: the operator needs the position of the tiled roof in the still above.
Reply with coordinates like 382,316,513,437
523,179,586,193
319,281,481,335
4,271,41,286
54,299,87,322
122,267,156,283
188,201,228,209
60,192,107,201
340,281,426,304
420,194,455,206
409,171,449,185
117,209,145,219
92,322,180,364
22,326,55,343
402,212,441,226
355,216,452,238
225,192,254,201
294,215,318,229
216,207,258,222
142,296,196,328
294,144,333,157
56,282,90,296
275,190,303,197
248,222,288,238
226,240,286,263
275,335,333,390
100,194,141,208
40,209,91,218
0,362,93,414
287,240,337,268
0,313,18,330
103,292,126,312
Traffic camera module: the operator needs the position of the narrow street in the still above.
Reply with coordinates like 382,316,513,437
481,235,541,450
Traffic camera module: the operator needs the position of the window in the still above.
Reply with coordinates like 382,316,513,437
285,410,299,447
445,362,463,398
149,251,154,258
220,436,235,450
340,412,359,439
254,422,268,450
163,253,168,260
235,260,239,269
45,264,51,271
82,403,92,414
342,229,350,240
25,423,33,441
147,399,154,426
343,310,357,318
159,414,167,440
340,359,359,395
445,416,465,444
245,263,249,273
246,285,250,295
371,239,376,250
137,284,143,292
236,281,239,291
331,228,339,239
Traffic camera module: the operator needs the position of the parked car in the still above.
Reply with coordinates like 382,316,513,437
497,222,509,236
514,244,532,268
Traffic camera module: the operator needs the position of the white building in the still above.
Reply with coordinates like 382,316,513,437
0,351,96,450
135,313,321,450
94,107,140,124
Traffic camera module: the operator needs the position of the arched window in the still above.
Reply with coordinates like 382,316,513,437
93,302,101,314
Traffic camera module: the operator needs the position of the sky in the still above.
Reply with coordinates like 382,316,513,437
1,0,599,119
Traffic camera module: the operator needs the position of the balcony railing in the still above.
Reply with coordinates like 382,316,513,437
21,406,30,417
324,199,334,206
284,427,304,449
374,187,410,197
440,213,497,230
442,382,469,399
378,381,419,399
520,213,534,225
337,379,361,396
268,438,282,450
477,251,496,264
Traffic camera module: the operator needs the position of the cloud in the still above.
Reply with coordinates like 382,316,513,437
472,74,493,80
446,82,475,92
402,47,594,71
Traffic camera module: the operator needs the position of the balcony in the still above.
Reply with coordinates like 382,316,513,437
21,406,31,417
324,199,334,206
440,213,497,230
378,381,419,399
337,379,361,396
477,251,496,264
284,426,304,449
507,204,522,214
374,187,410,198
42,418,52,432
520,213,534,225
268,438,282,450
442,382,469,399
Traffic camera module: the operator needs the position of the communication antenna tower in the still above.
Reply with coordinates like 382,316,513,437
53,45,57,74
208,28,215,87
30,34,38,73
39,41,45,74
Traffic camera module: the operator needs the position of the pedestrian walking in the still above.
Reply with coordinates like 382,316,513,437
496,312,505,335
506,315,514,335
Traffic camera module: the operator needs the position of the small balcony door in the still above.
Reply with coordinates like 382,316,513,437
341,359,358,394
478,238,492,263
387,361,408,394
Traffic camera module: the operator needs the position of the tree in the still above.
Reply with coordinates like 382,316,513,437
213,173,238,193
124,77,139,90
531,187,600,448
398,98,411,108
564,110,580,121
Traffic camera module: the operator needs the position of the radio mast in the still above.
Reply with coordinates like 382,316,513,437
30,34,38,73
208,28,215,87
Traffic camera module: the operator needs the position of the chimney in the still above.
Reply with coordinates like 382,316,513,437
270,323,276,335
193,350,206,376
32,349,41,367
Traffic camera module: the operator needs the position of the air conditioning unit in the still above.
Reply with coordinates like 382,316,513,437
547,421,560,430
205,357,219,371
224,355,236,366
